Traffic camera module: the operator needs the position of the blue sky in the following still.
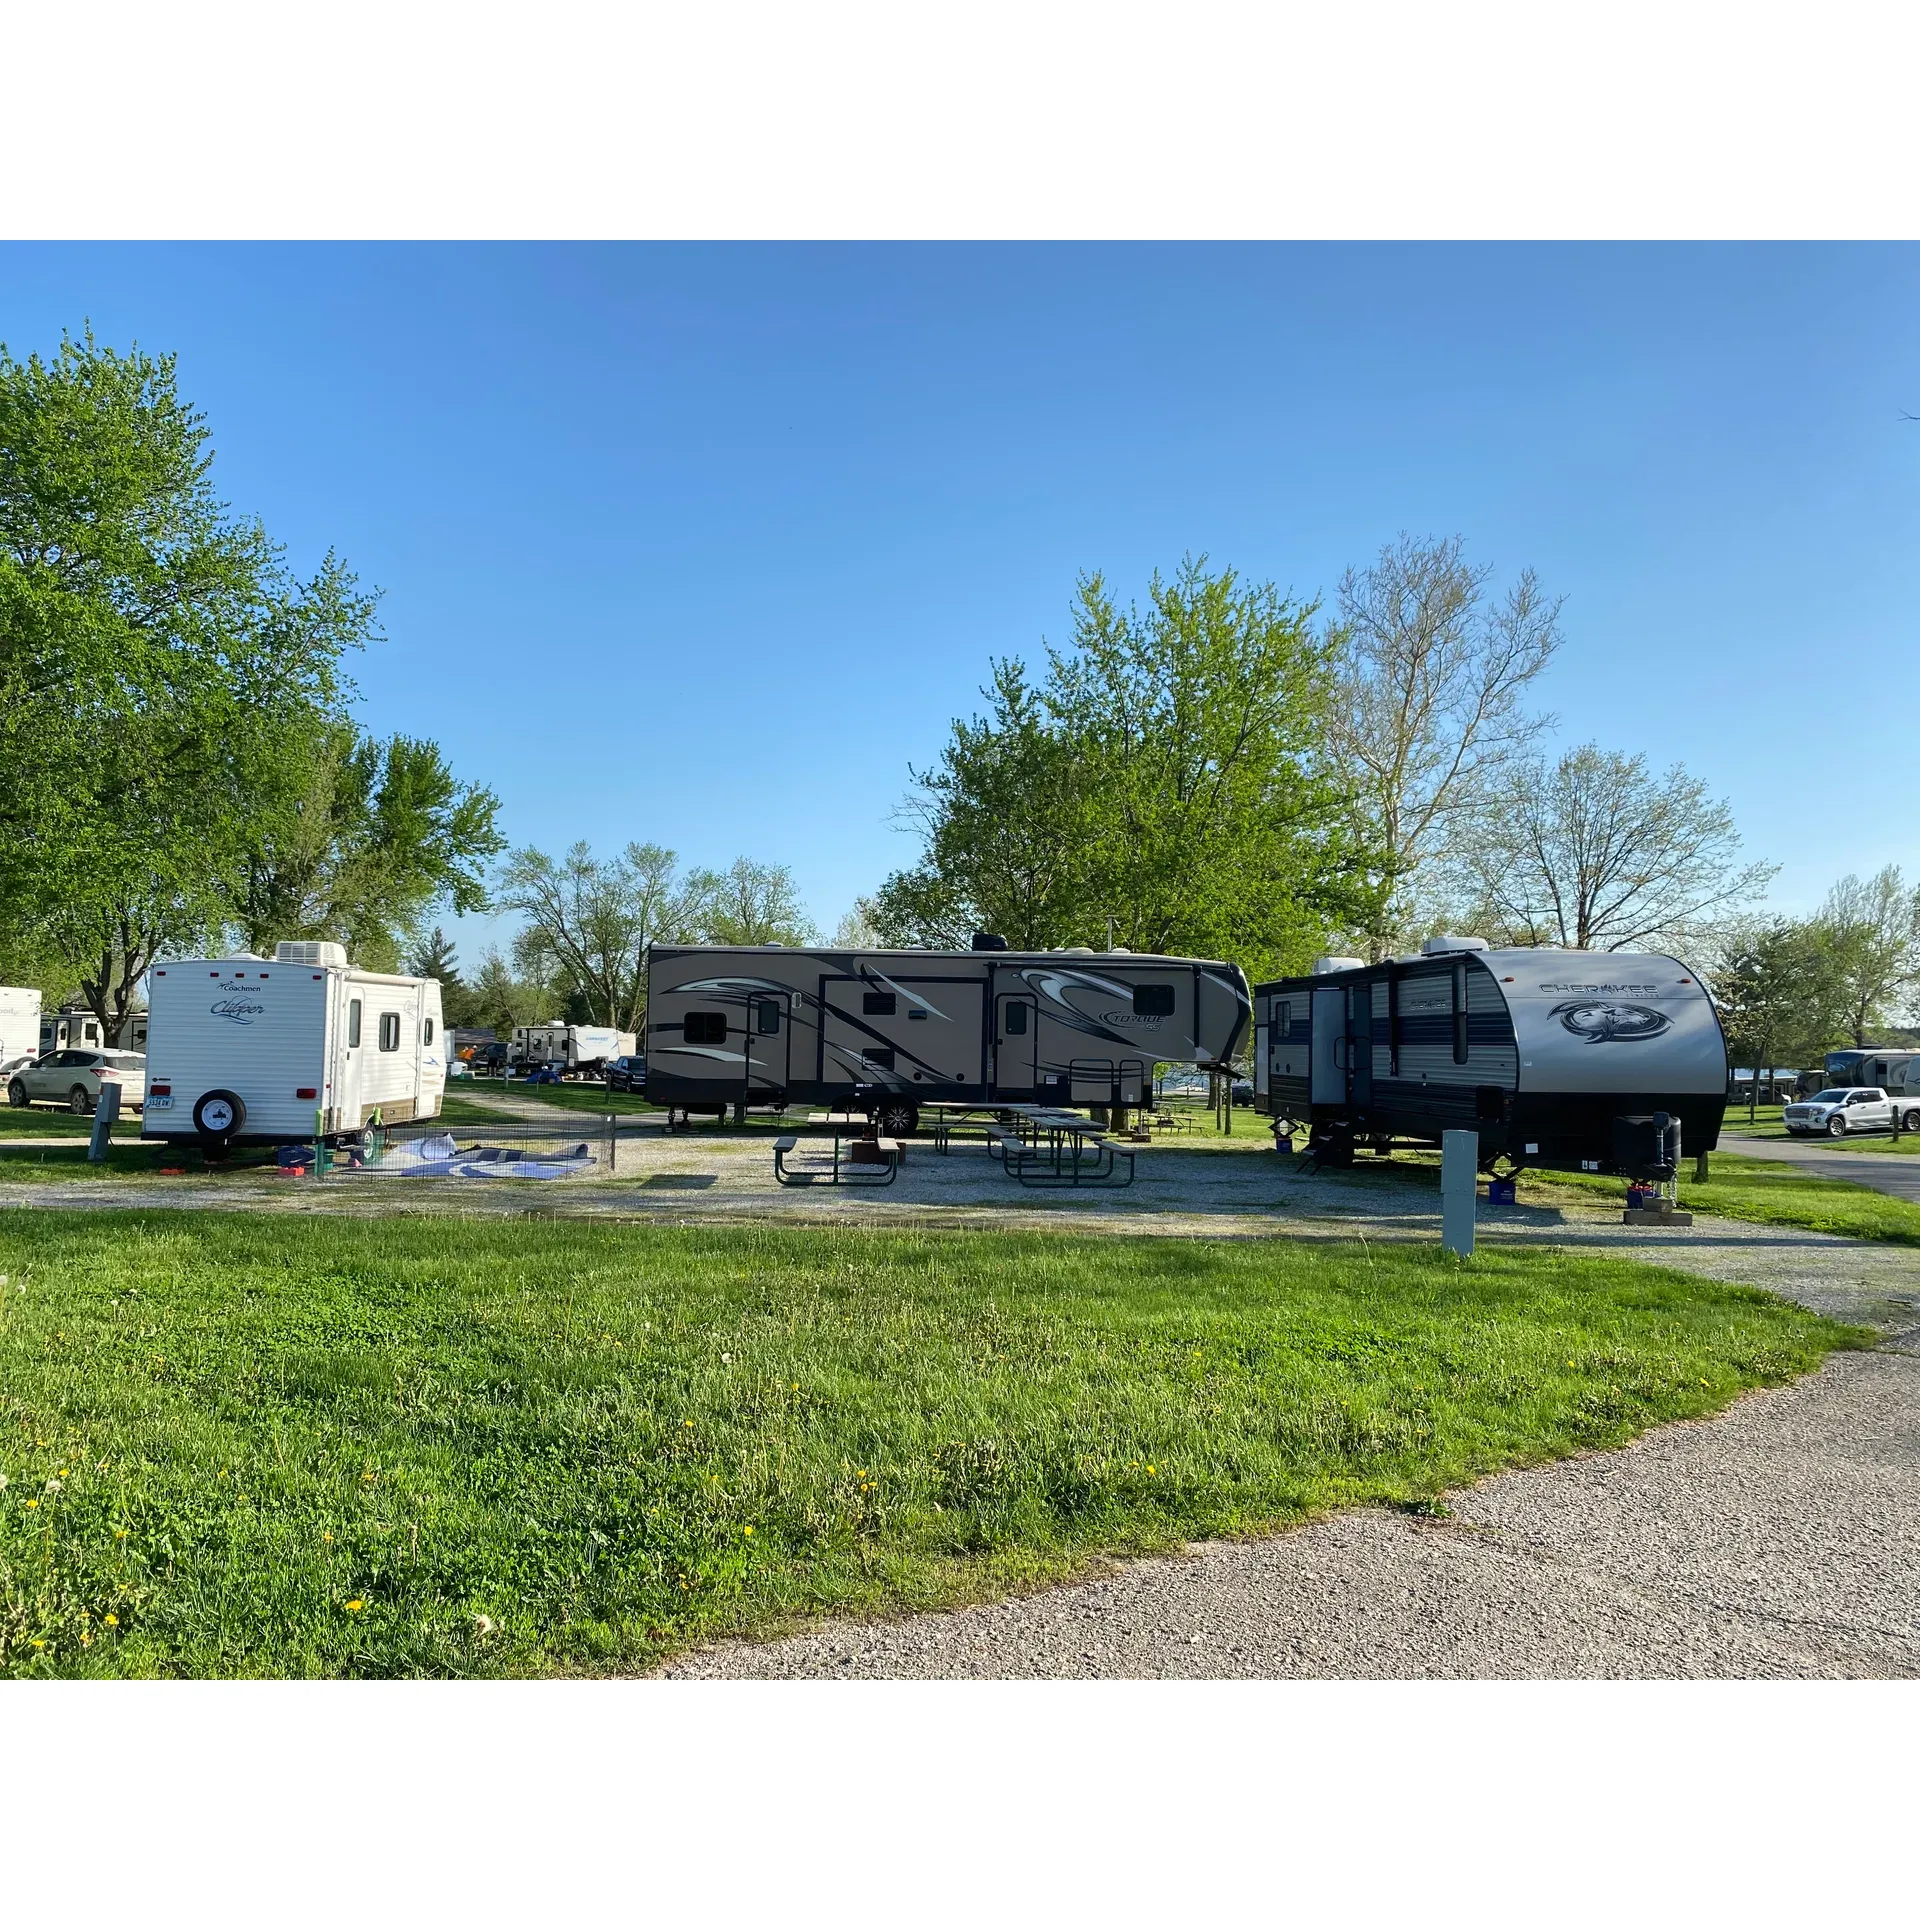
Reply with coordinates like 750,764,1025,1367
4,243,1914,960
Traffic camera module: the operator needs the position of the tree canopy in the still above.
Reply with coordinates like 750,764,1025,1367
871,558,1375,981
0,328,499,1038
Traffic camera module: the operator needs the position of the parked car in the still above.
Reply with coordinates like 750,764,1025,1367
1231,1077,1255,1107
0,1051,37,1092
1783,1086,1920,1137
7,1048,147,1115
604,1054,647,1093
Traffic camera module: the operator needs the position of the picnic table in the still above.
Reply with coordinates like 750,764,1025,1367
989,1109,1135,1187
773,1117,905,1186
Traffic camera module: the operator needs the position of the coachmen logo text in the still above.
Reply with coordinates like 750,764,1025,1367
211,999,265,1024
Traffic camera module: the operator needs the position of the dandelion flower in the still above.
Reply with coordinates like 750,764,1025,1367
105,1614,119,1627
1145,1465,1156,1474
115,1529,128,1540
344,1599,365,1612
31,1640,44,1650
25,1499,37,1509
744,1526,754,1537
323,1531,333,1543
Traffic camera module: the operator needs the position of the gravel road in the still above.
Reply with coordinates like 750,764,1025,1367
667,1345,1920,1680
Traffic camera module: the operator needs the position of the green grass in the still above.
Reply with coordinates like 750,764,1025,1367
0,1211,1864,1677
1539,1153,1920,1247
1802,1131,1920,1155
0,1105,105,1138
479,1081,657,1115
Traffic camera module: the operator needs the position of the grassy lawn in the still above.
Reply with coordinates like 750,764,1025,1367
1,1105,109,1138
1538,1154,1920,1247
475,1081,657,1116
1802,1131,1920,1155
0,1212,1864,1677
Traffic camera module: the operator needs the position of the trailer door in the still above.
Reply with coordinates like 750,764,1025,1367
744,992,789,1099
1310,987,1345,1106
993,988,1038,1094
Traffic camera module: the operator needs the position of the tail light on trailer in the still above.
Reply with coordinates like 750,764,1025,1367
297,1088,317,1100
151,1084,171,1097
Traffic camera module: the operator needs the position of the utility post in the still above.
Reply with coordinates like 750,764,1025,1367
88,1082,122,1162
1441,1129,1476,1257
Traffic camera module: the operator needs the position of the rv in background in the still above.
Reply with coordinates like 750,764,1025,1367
142,942,445,1157
511,1023,636,1073
0,985,44,1063
1253,937,1727,1172
1823,1048,1920,1088
645,939,1251,1134
35,1005,146,1052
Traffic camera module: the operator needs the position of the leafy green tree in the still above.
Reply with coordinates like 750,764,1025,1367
690,856,817,946
1816,867,1919,1046
876,559,1374,978
0,329,372,1042
466,946,551,1037
1712,920,1851,1114
231,723,503,971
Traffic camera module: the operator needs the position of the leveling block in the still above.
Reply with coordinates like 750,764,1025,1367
1621,1196,1694,1227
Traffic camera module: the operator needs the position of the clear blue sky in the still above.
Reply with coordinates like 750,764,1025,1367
4,244,1914,958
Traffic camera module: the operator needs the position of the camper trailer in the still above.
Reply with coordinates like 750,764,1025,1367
141,942,446,1155
510,1023,636,1073
0,986,43,1063
644,941,1252,1133
1823,1048,1920,1089
1252,938,1727,1172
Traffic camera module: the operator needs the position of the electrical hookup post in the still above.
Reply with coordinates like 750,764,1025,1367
87,1082,122,1162
1441,1129,1476,1257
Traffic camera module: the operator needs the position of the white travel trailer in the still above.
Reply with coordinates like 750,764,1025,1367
142,942,446,1155
0,985,44,1063
511,1023,636,1071
644,940,1252,1133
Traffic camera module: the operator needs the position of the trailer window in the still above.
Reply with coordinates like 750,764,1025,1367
684,1012,727,1046
755,1000,780,1035
1003,1001,1029,1035
348,999,362,1048
1451,965,1469,1065
1133,984,1176,1017
379,1012,401,1052
862,992,896,1016
423,1018,434,1045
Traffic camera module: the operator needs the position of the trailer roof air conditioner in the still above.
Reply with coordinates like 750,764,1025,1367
1420,935,1490,955
274,940,349,968
1311,956,1364,974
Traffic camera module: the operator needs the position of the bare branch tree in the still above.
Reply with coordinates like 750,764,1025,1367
687,857,817,947
1327,534,1564,953
1464,745,1775,954
496,840,704,1031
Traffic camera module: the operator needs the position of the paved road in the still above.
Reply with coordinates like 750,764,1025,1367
667,1345,1920,1679
1718,1130,1920,1203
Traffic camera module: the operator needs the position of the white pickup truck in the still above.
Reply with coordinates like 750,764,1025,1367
1783,1085,1920,1138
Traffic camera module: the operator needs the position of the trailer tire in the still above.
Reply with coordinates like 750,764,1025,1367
876,1099,919,1138
193,1089,247,1148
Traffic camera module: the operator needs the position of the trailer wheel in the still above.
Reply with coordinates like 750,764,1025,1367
193,1089,247,1149
876,1099,919,1138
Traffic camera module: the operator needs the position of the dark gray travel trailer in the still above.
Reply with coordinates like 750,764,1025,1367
645,942,1252,1133
1252,939,1727,1172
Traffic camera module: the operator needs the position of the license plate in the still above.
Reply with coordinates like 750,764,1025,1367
146,1093,172,1110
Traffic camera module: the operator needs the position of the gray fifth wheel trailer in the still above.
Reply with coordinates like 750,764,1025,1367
1252,939,1727,1172
644,944,1252,1132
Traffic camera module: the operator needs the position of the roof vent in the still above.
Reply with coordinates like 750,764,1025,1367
274,941,348,968
1311,956,1365,975
971,932,1009,951
1421,935,1490,955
